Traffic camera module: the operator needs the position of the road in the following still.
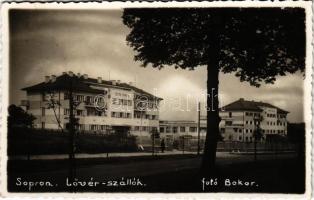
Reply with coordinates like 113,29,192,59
9,152,296,179
8,152,303,192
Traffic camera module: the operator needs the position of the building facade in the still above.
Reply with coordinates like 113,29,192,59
21,72,162,139
219,98,289,142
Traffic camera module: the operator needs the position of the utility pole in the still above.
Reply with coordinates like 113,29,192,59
68,77,76,191
197,102,201,155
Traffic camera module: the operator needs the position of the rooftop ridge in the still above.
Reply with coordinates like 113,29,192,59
221,98,289,114
22,72,163,100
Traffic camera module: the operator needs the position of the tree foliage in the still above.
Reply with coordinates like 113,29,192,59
123,8,305,86
8,104,35,128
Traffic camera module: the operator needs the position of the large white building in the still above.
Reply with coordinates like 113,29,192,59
21,72,162,139
219,98,288,142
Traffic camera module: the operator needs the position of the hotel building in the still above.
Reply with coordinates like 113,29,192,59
21,72,162,139
219,98,289,142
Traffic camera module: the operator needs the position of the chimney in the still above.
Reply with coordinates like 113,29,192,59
45,76,50,83
77,73,81,77
83,74,88,79
62,72,67,75
117,80,121,84
239,98,244,101
68,71,74,77
51,75,57,82
129,82,133,86
97,77,102,83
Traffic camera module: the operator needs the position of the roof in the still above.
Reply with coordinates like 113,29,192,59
22,73,163,100
221,98,289,114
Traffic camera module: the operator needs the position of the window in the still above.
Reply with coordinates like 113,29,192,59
90,125,97,131
229,112,232,118
123,100,128,106
180,126,186,132
78,124,85,130
42,107,45,116
220,128,225,133
87,108,95,116
160,127,165,133
76,110,83,116
111,112,116,118
189,127,197,132
134,126,140,131
239,136,242,141
239,129,242,133
112,98,118,105
75,95,84,102
166,127,171,133
226,121,232,126
64,92,69,100
85,96,93,104
119,99,123,105
96,110,104,116
173,127,178,133
41,122,45,129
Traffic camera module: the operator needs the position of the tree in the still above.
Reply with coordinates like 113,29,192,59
122,8,305,173
39,75,83,190
8,104,35,129
46,92,64,131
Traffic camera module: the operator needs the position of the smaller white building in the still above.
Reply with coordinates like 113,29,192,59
219,98,289,142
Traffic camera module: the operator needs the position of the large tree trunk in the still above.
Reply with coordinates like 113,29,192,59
201,59,220,174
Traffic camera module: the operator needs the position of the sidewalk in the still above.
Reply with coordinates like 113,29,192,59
9,150,199,160
9,150,295,161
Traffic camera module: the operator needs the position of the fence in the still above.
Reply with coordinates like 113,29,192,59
171,137,297,153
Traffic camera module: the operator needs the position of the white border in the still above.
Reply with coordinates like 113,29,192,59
0,1,312,199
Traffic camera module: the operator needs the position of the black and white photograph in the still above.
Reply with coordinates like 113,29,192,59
1,1,312,197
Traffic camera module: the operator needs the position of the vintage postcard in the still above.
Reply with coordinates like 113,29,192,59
0,1,312,198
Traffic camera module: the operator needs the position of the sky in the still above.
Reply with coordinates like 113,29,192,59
9,9,304,122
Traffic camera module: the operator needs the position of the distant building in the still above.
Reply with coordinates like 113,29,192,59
159,120,207,139
219,98,289,142
21,72,163,139
159,120,207,149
